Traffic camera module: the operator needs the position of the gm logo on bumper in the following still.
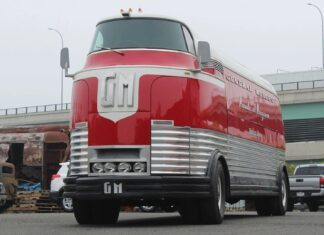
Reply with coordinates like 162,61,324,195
104,182,123,194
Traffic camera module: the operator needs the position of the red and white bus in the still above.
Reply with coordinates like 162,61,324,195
64,12,288,225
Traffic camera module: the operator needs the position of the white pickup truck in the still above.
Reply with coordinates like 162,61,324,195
288,164,324,211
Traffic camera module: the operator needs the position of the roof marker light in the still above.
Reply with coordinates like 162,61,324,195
121,8,130,17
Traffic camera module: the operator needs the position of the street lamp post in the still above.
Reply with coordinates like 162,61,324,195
308,3,324,69
48,27,64,106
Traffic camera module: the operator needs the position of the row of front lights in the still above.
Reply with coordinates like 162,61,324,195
91,162,146,173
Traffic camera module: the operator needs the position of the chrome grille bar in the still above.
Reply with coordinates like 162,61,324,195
151,124,190,175
70,125,89,176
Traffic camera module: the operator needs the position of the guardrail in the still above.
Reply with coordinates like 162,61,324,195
273,79,324,92
0,103,71,116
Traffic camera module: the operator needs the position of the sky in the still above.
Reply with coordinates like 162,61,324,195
0,0,323,109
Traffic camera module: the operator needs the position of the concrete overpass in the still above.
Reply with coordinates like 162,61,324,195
0,103,70,128
264,70,324,164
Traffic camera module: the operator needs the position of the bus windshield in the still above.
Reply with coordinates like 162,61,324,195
90,18,193,54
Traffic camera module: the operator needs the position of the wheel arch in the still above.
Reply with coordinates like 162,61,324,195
278,164,289,190
207,150,231,200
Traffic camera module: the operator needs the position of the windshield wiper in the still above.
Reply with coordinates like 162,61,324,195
95,47,124,55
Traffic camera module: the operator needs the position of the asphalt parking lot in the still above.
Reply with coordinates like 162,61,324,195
1,211,324,235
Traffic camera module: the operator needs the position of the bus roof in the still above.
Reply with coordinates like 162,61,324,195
97,14,276,95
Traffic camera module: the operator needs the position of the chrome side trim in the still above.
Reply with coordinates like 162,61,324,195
226,135,284,186
150,122,285,191
189,129,228,175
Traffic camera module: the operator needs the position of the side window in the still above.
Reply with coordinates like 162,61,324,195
182,26,195,55
92,31,104,51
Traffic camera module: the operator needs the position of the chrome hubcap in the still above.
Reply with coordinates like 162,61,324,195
62,197,73,210
218,176,222,209
282,179,287,207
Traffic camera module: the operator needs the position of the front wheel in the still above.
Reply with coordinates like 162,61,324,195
199,160,226,224
73,199,93,225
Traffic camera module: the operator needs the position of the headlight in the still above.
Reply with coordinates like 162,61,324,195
133,162,146,173
92,163,104,173
104,162,117,173
118,162,131,172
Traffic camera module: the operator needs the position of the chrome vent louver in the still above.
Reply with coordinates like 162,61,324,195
151,121,228,176
151,124,190,175
70,123,89,175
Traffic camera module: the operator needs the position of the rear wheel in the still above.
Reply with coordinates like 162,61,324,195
307,202,319,212
255,198,272,216
199,160,226,224
272,172,288,215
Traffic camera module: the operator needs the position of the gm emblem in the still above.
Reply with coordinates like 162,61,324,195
104,182,123,194
101,73,135,108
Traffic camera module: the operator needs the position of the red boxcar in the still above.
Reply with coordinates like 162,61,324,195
64,13,288,225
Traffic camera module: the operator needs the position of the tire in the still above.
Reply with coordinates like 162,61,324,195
179,199,201,224
91,200,120,225
61,197,73,212
139,205,156,213
272,171,288,216
255,198,272,216
73,199,93,225
307,202,319,212
199,160,226,224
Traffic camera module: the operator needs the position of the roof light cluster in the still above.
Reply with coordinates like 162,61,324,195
120,8,143,17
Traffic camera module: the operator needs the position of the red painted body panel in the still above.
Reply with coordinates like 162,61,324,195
223,68,285,149
88,112,151,146
84,50,200,70
71,50,285,150
150,76,227,134
80,75,160,146
71,80,89,128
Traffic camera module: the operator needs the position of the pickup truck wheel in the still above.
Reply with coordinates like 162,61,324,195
73,199,93,225
91,200,120,225
199,160,226,224
307,202,319,212
272,172,288,215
